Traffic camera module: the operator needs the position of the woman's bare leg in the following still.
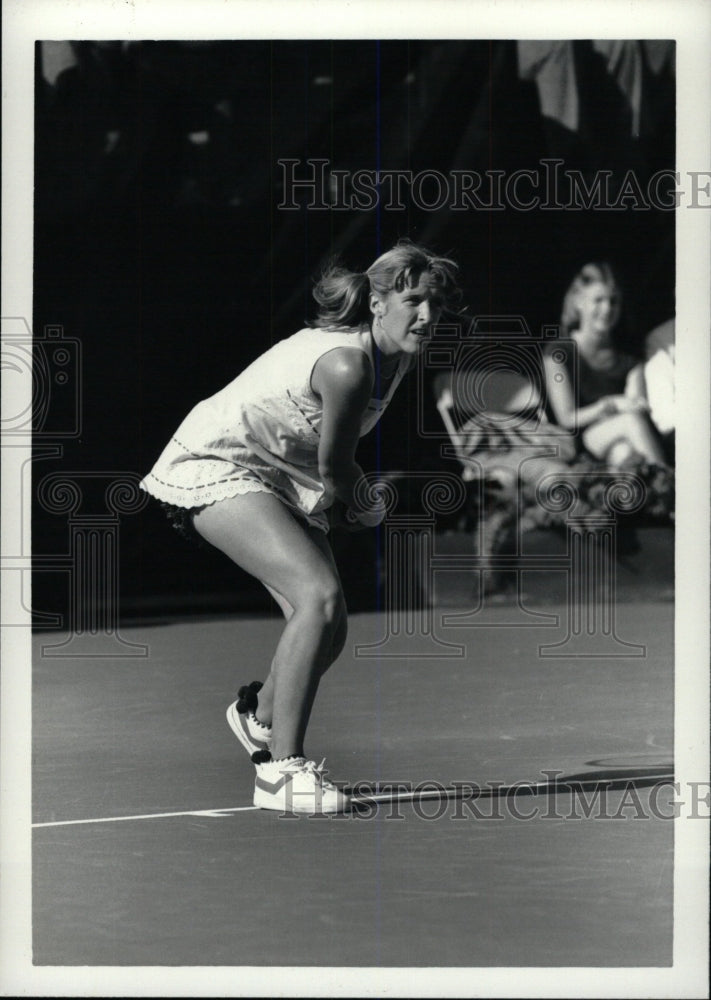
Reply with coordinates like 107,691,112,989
583,411,668,466
193,492,347,760
255,571,347,728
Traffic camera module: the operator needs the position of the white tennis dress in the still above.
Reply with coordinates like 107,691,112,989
140,324,409,531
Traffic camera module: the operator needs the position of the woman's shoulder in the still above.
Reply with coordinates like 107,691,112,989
311,340,373,402
313,338,373,378
298,324,372,362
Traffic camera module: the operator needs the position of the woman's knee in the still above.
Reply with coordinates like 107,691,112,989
584,412,638,461
299,577,346,631
605,436,637,467
316,606,348,676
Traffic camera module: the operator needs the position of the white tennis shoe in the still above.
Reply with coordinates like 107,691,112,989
253,756,351,814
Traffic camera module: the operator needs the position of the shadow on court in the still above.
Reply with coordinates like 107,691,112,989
33,600,673,966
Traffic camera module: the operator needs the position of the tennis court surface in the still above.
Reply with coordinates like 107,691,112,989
32,594,674,967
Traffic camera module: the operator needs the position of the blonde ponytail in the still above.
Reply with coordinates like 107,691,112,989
311,238,461,330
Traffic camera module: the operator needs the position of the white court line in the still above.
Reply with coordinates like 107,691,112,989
32,805,260,828
32,773,675,829
31,788,492,828
30,787,515,828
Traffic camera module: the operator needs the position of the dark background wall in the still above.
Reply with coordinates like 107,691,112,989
32,40,675,622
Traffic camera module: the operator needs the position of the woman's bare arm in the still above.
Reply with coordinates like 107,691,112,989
311,348,375,510
543,350,620,430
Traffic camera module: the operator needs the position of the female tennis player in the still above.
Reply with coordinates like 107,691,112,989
140,240,461,813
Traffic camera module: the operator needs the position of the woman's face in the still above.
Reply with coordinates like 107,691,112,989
371,273,444,356
574,280,620,335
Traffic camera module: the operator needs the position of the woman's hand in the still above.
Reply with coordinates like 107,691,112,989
600,395,649,418
328,500,370,532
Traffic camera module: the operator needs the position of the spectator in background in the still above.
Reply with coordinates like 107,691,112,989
543,262,669,470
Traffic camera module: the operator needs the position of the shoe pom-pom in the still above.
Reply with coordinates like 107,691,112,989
236,680,263,714
251,749,272,764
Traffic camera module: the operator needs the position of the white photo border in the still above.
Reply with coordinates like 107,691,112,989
2,1,709,996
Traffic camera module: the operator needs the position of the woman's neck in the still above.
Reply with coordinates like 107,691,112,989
575,325,613,350
371,327,402,373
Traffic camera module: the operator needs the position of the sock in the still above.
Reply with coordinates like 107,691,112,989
252,710,272,731
251,751,303,766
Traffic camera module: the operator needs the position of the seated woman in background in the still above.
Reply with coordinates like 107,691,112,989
435,263,673,596
543,262,669,471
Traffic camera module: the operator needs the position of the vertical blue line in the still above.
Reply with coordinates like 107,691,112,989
375,43,382,562
374,37,383,968
375,39,383,630
375,40,382,257
304,47,310,321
